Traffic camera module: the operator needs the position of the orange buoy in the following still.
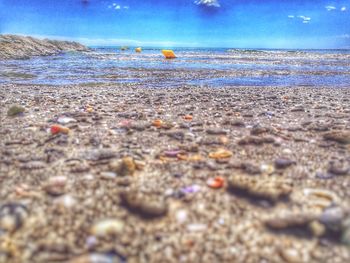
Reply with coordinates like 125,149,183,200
162,50,176,59
135,47,142,53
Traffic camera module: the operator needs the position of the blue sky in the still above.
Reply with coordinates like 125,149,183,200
0,0,349,48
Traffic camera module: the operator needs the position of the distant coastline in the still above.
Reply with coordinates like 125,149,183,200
0,34,90,60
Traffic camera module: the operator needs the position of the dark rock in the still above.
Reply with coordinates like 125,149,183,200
274,158,296,169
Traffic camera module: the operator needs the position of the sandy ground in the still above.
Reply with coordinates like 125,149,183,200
0,83,350,263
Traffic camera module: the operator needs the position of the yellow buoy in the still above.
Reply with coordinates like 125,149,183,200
135,47,142,53
162,50,176,59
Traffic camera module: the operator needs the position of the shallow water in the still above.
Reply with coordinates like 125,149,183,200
1,48,350,87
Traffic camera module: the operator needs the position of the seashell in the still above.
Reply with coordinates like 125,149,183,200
91,219,124,237
302,188,340,209
183,115,193,121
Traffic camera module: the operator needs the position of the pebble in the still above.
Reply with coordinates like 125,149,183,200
319,206,344,227
100,172,117,179
176,210,188,224
328,161,349,175
109,157,136,176
7,105,25,116
20,161,46,170
57,116,76,124
206,177,224,189
265,211,318,229
323,130,350,144
120,191,168,218
206,128,228,135
228,175,292,202
279,248,303,263
83,149,117,161
187,223,207,232
0,203,28,233
274,158,296,169
250,124,269,135
43,176,67,196
208,149,233,159
91,219,124,237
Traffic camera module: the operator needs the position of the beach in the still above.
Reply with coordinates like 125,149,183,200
1,83,350,262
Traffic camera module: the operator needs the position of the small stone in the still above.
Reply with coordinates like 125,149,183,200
120,191,168,218
83,149,117,161
279,248,302,263
109,156,136,176
265,211,318,229
250,124,269,135
319,206,344,227
206,128,228,135
176,210,188,224
274,158,296,169
328,161,349,175
57,116,76,124
187,223,207,232
20,161,46,170
323,130,350,144
228,175,292,202
100,172,117,179
0,203,28,233
7,105,25,116
208,149,233,159
43,176,67,196
309,220,326,237
91,219,124,237
53,195,77,210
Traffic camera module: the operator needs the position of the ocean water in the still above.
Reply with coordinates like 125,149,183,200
1,47,350,87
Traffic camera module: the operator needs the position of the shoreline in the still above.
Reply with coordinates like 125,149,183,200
1,84,349,262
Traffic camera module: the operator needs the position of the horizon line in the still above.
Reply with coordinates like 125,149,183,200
2,32,350,51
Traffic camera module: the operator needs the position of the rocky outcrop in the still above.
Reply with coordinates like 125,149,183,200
0,34,90,59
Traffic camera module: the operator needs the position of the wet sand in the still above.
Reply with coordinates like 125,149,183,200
0,83,350,262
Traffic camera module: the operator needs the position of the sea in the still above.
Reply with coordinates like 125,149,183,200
1,47,350,87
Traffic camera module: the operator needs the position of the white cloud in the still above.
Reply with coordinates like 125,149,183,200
341,7,347,12
115,5,120,10
298,16,311,21
288,15,295,18
194,0,220,8
325,6,336,11
123,6,129,9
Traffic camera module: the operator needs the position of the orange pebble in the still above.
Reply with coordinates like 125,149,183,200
176,153,188,160
207,177,224,189
188,154,203,162
208,149,233,159
86,106,93,113
50,124,70,135
183,115,193,121
152,119,163,128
